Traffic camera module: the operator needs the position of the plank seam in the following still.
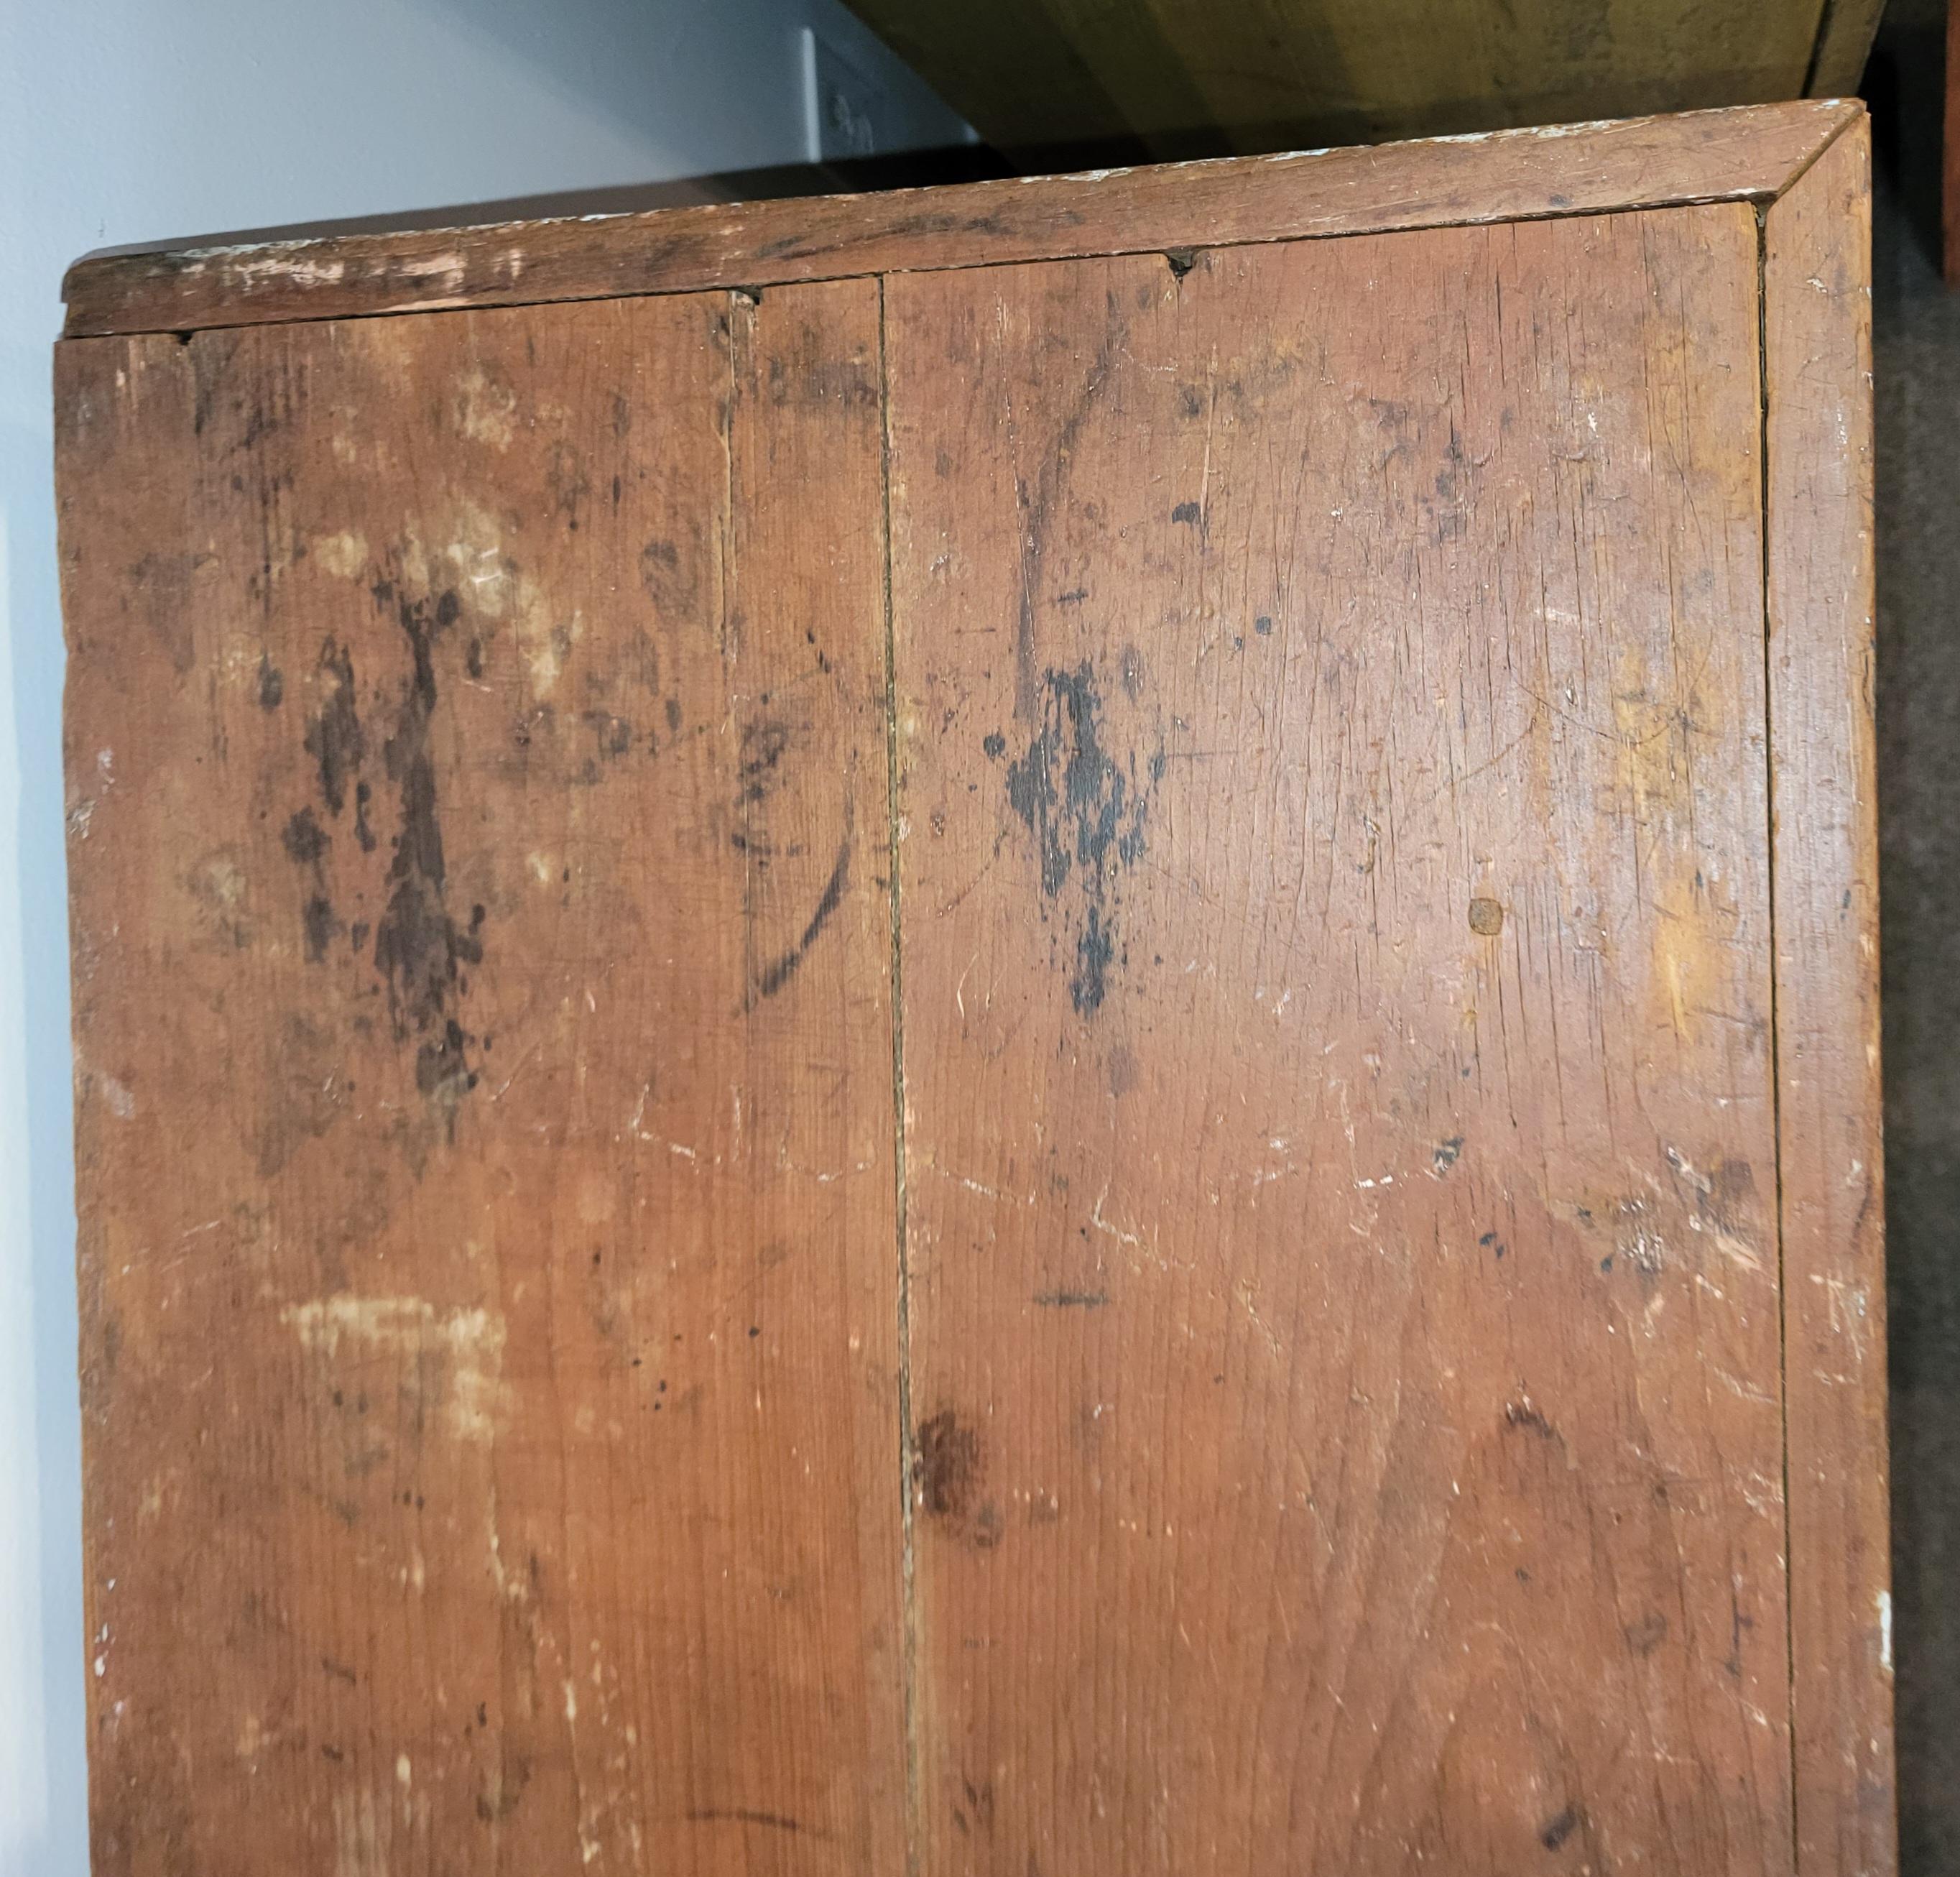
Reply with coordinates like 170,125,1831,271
877,272,923,1877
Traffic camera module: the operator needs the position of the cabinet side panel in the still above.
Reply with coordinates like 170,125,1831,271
56,285,905,1877
1765,118,1897,1877
887,208,1793,1876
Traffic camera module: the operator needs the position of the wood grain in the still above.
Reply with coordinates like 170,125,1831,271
60,101,1859,341
886,205,1795,1874
1764,117,1897,1877
841,0,1851,157
58,282,907,1874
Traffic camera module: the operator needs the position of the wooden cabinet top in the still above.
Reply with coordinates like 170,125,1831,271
63,99,1859,338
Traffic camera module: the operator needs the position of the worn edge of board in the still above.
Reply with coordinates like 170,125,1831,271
61,99,1861,338
1761,116,1897,1877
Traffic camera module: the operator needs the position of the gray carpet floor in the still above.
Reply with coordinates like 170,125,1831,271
1867,2,1959,1866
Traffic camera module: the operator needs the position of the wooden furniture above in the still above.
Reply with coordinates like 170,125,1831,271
57,101,1891,1876
838,0,1883,160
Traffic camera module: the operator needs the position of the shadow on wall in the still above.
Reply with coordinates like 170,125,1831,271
1866,0,1960,1871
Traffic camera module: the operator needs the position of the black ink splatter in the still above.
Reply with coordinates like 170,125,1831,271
369,580,484,1124
1002,663,1160,1015
304,640,365,815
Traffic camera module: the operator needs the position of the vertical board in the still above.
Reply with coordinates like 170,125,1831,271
1765,121,1897,1877
58,284,906,1875
887,209,1794,1875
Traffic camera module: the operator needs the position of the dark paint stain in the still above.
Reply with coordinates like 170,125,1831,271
353,780,377,854
1425,425,1471,543
1254,615,1274,636
257,655,285,709
302,895,341,963
1163,247,1198,279
1003,663,1160,1015
305,639,365,816
1504,1399,1558,1441
961,1776,997,1832
546,441,591,530
665,696,683,734
370,578,484,1125
1075,910,1115,1015
1667,1148,1757,1235
129,549,208,673
254,1012,348,1175
749,831,851,1006
762,343,877,410
582,712,632,760
915,1409,982,1521
737,719,791,803
282,807,328,865
1170,500,1203,525
1033,1290,1109,1309
1625,1610,1669,1656
1540,1806,1581,1851
982,732,1007,761
639,538,696,620
1433,1135,1464,1173
686,1809,808,1835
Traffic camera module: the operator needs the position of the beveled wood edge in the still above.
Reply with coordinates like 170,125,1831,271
62,99,1863,339
1760,117,1897,1877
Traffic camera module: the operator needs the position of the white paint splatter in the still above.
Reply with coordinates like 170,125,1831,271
283,1296,507,1442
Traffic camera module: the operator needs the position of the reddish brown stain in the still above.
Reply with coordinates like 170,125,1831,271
915,1409,982,1521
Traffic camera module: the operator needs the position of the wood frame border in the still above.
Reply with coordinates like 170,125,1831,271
63,98,1859,338
1762,113,1896,1877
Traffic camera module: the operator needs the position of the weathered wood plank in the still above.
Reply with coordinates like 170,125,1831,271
886,203,1794,1873
1764,116,1897,1877
60,101,1858,340
57,283,907,1875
